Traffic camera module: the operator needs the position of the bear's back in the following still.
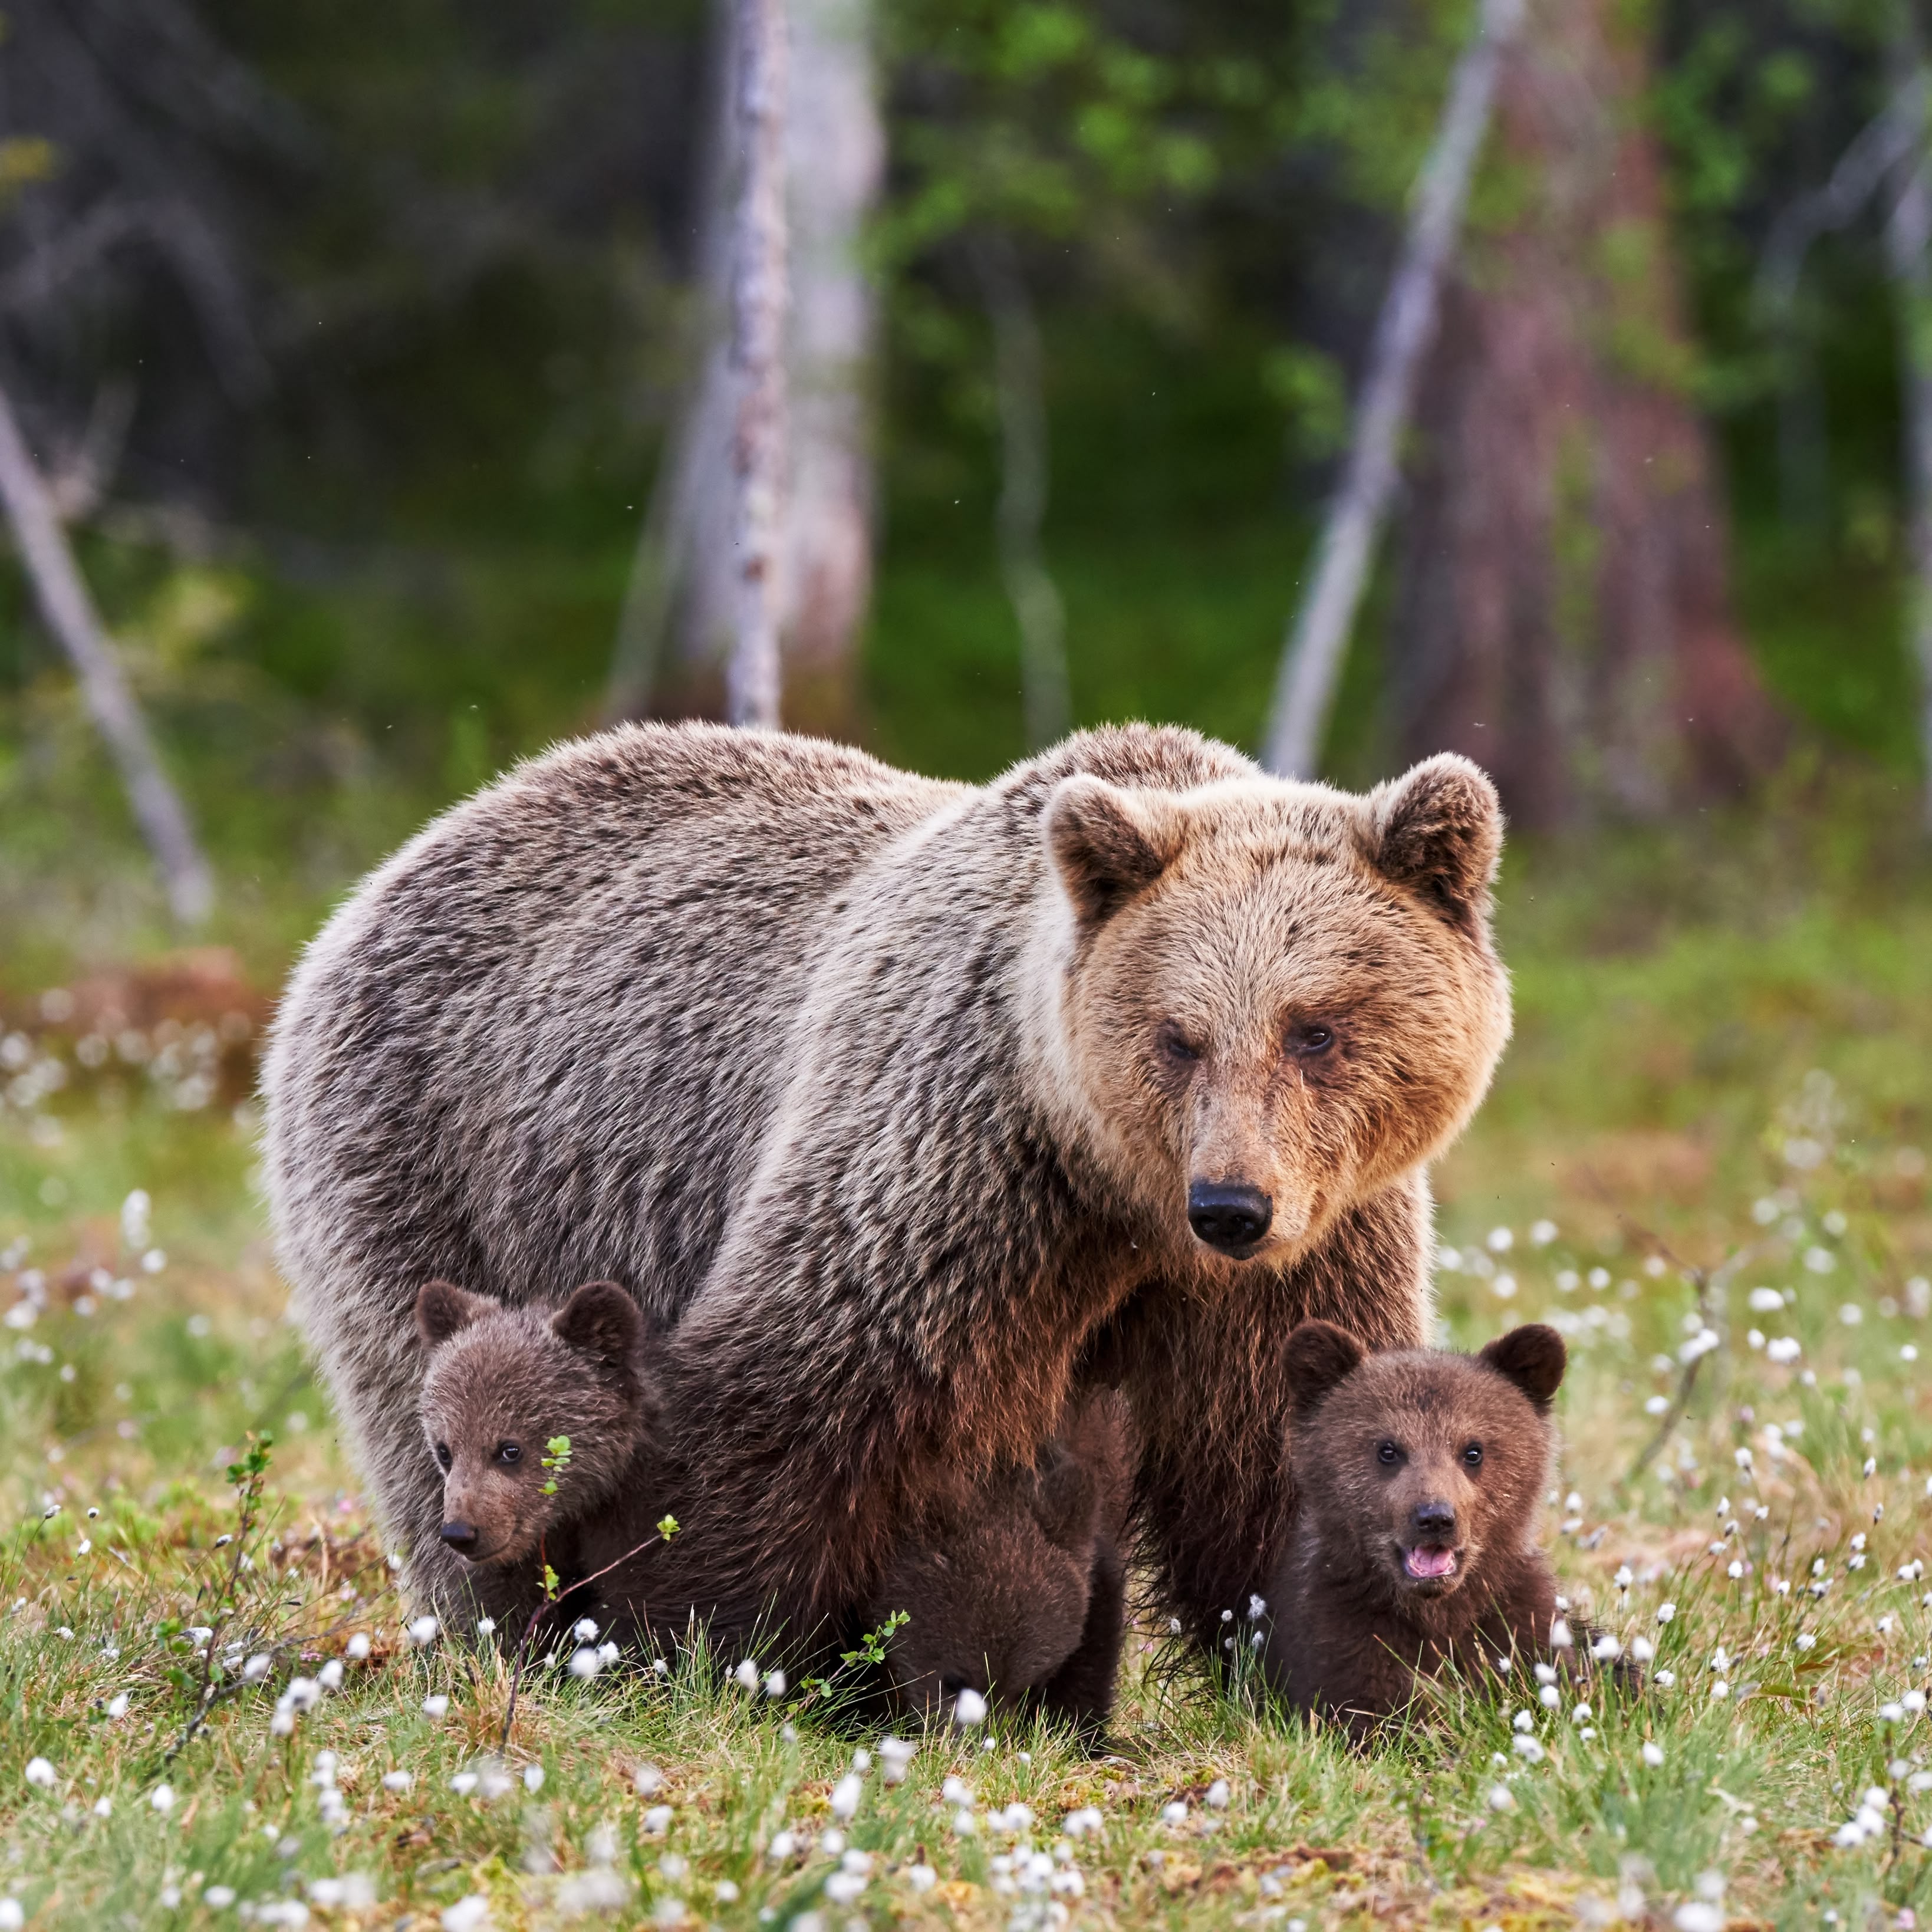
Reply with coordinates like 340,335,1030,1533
265,724,963,1324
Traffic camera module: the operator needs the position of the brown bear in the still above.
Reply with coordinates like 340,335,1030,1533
262,722,1510,1645
1262,1320,1585,1736
870,1389,1134,1730
413,1278,661,1584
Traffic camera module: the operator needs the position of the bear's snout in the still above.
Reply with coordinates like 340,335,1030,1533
440,1519,479,1551
1186,1181,1273,1255
1410,1497,1456,1539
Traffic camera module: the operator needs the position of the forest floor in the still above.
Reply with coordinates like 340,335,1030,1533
1,789,1930,1931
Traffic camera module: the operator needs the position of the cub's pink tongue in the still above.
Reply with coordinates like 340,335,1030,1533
1404,1545,1456,1579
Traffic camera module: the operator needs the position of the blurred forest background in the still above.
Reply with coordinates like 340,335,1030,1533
0,0,1930,972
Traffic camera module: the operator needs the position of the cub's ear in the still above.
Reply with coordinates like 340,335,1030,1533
1283,1320,1366,1419
1032,1440,1102,1554
551,1279,643,1368
1364,754,1503,934
1479,1324,1567,1412
416,1279,491,1349
1044,776,1185,926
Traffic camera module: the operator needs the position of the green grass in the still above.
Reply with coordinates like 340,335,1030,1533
1,800,1931,1928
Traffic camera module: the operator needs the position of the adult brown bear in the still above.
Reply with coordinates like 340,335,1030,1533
262,722,1510,1650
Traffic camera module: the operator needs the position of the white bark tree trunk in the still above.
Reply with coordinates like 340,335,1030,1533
0,380,213,924
1261,0,1523,779
725,0,791,729
976,234,1069,748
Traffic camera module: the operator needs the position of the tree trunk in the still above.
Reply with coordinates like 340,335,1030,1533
725,0,790,730
781,0,883,738
0,379,215,925
607,0,878,733
1388,0,1782,828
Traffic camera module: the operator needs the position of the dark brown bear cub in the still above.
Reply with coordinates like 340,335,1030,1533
1262,1321,1577,1736
874,1390,1134,1731
415,1278,658,1580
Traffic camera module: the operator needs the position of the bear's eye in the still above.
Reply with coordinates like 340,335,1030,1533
1376,1440,1402,1467
1157,1023,1201,1065
434,1443,452,1473
1286,1021,1337,1058
496,1440,522,1464
1463,1443,1483,1468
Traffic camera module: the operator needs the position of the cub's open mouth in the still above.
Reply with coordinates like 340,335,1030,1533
1401,1545,1459,1581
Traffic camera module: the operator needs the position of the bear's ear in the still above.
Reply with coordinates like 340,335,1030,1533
1283,1320,1366,1418
551,1279,643,1368
1479,1324,1567,1412
416,1279,491,1349
1044,776,1185,926
1364,754,1503,934
1031,1440,1102,1554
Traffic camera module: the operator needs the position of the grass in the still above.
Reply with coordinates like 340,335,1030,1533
1,797,1931,1930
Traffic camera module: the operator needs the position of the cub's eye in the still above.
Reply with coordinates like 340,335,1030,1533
1157,1023,1201,1064
1463,1443,1484,1469
1287,1022,1336,1058
496,1441,522,1464
1376,1441,1401,1467
434,1443,452,1473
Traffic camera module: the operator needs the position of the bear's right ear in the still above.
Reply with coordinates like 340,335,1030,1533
551,1279,644,1368
1479,1324,1567,1413
416,1279,490,1348
1044,776,1185,926
1283,1320,1366,1418
1031,1440,1102,1554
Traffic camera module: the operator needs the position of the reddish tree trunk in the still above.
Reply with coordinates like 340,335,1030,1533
1390,0,1781,827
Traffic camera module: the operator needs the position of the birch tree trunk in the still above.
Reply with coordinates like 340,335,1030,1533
1385,0,1782,827
725,0,790,729
0,380,214,924
1262,0,1522,778
976,233,1069,749
607,0,878,732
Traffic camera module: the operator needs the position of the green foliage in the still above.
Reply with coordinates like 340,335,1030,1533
540,1434,572,1498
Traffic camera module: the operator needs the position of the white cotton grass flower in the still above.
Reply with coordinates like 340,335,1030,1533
829,1774,863,1822
633,1764,663,1797
643,1805,673,1835
1512,1736,1545,1762
1549,1618,1574,1649
1160,1800,1189,1825
407,1615,439,1647
150,1783,175,1812
568,1647,603,1679
0,1902,21,1932
732,1658,760,1692
441,1897,490,1932
1062,1806,1103,1838
905,1865,939,1893
345,1633,371,1661
1656,1602,1676,1624
878,1737,916,1784
524,1765,544,1793
1641,1742,1664,1766
1487,1783,1515,1811
24,1757,55,1790
942,1777,973,1806
422,1694,450,1719
381,1772,413,1793
1205,1779,1230,1809
952,1687,988,1726
763,1668,786,1697
572,1618,600,1643
1766,1337,1801,1364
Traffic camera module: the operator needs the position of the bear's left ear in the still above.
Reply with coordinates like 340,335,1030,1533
1479,1324,1567,1413
416,1279,491,1349
1283,1319,1367,1418
1031,1440,1102,1554
1044,776,1186,927
1363,754,1503,934
551,1280,643,1368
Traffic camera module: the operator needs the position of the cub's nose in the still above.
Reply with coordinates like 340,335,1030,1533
439,1520,478,1551
1187,1182,1273,1254
1412,1499,1456,1539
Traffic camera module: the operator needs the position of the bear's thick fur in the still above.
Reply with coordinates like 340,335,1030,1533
873,1390,1134,1729
1260,1321,1571,1734
262,722,1510,1645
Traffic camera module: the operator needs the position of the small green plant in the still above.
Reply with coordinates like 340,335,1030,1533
540,1434,572,1496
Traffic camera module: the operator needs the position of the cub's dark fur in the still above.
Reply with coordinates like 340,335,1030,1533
1262,1321,1594,1735
414,1279,660,1587
874,1390,1134,1729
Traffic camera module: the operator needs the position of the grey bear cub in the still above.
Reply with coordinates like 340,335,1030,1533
415,1278,1137,1723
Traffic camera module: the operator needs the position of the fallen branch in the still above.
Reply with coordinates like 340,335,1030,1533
0,378,214,924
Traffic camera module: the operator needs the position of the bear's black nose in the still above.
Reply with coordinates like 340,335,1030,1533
439,1520,478,1549
1412,1499,1456,1537
1187,1182,1273,1254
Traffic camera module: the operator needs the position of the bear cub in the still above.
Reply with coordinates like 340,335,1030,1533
1263,1320,1600,1736
416,1277,659,1581
874,1389,1134,1730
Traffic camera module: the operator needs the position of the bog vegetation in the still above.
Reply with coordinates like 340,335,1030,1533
0,804,1928,1929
